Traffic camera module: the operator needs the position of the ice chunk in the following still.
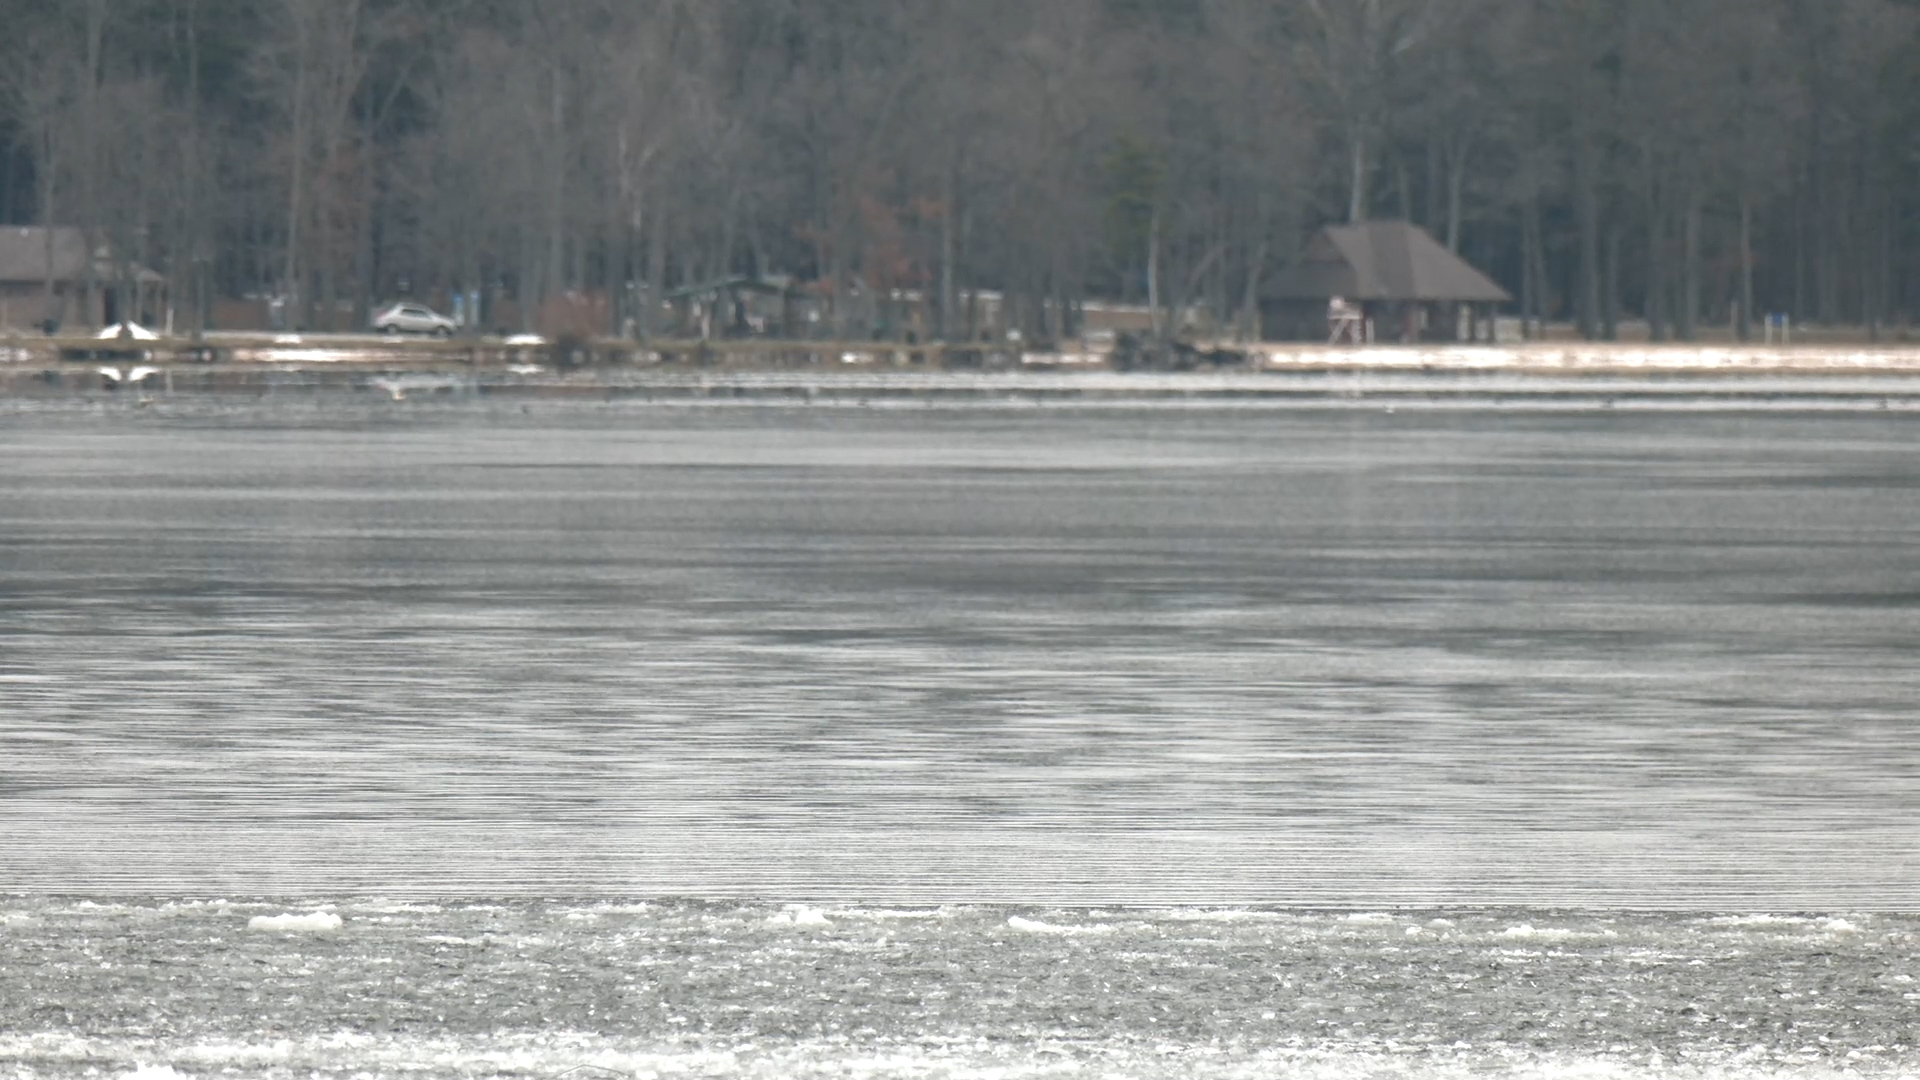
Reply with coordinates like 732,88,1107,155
1007,915,1113,935
1497,924,1613,941
766,905,830,927
247,911,342,933
1708,913,1806,927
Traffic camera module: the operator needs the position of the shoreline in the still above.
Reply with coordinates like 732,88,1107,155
6,362,1920,412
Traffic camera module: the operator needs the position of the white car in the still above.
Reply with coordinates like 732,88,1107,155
372,302,457,336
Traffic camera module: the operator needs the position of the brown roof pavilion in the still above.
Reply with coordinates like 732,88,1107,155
1267,220,1511,304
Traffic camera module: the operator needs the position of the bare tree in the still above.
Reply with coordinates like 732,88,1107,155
258,0,370,328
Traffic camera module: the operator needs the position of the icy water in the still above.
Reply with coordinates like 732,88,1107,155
1,396,1917,1079
1,899,1917,1080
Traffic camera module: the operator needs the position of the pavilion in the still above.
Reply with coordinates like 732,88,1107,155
1260,220,1510,343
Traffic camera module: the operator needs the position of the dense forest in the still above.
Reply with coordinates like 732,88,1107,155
3,0,1919,340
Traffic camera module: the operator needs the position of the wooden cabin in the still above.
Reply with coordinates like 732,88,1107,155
1261,221,1510,343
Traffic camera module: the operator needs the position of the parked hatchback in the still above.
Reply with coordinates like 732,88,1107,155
372,302,457,336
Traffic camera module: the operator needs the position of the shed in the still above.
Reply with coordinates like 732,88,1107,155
0,226,166,332
662,275,805,338
1261,221,1510,343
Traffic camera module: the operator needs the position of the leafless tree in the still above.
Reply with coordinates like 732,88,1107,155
0,0,1916,340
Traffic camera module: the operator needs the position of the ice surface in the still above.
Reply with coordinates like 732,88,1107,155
1006,915,1114,935
766,905,831,927
1707,914,1807,927
117,1067,185,1080
0,902,1915,1080
246,911,342,932
5,405,1917,908
1497,924,1617,941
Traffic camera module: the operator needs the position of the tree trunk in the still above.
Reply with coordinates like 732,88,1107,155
1424,139,1442,230
354,109,375,331
1647,204,1668,343
643,213,665,339
1575,139,1600,339
285,25,308,325
1347,125,1367,224
1445,143,1467,253
937,164,955,341
1603,221,1621,341
80,1,106,329
318,266,337,332
1519,199,1539,336
1147,204,1162,339
1871,169,1891,341
1240,236,1267,341
1737,194,1754,342
1791,169,1807,320
544,70,565,314
39,126,56,327
1680,195,1700,341
517,232,537,333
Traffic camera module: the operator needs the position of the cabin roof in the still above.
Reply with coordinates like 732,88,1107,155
1266,220,1511,303
0,226,164,285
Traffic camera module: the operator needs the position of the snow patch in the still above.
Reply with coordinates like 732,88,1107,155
766,905,830,927
1708,914,1806,927
840,907,946,920
119,1066,187,1080
346,901,443,915
1161,908,1289,923
1498,924,1614,942
97,323,159,341
1008,915,1114,935
247,911,342,933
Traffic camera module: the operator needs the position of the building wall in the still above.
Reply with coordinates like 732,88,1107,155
0,281,96,331
1261,298,1497,343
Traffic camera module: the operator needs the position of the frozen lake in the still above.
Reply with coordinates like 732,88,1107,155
3,397,1918,1080
1,899,1914,1080
1,397,1914,906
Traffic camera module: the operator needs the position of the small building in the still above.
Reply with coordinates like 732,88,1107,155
661,275,810,339
1261,220,1510,343
0,226,166,332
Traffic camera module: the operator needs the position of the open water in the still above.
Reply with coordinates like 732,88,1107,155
1,395,1916,1079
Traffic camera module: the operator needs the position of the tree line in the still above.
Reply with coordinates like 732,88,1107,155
3,0,1918,341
